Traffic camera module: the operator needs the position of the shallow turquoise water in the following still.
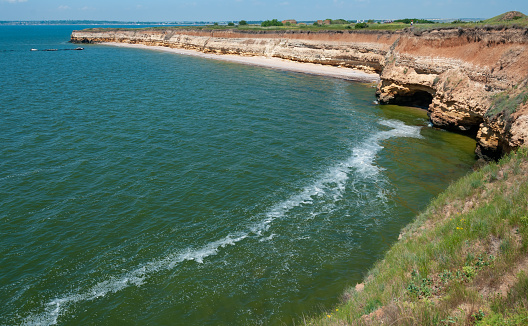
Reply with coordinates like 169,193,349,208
0,26,476,325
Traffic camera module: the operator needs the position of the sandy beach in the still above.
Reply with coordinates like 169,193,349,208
104,42,380,83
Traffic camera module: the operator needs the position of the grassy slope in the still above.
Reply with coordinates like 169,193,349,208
487,80,528,123
483,11,527,24
312,147,528,325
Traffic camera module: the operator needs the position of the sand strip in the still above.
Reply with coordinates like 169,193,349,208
103,42,380,83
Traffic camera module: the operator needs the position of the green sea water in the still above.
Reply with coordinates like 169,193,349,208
0,26,476,325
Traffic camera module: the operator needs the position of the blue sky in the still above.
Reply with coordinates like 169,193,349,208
1,0,527,21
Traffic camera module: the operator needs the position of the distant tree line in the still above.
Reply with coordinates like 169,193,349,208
394,18,435,24
326,18,349,24
261,19,283,27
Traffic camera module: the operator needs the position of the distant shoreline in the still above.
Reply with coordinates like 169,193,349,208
102,42,381,83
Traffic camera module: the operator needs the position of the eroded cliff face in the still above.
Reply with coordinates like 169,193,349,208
71,27,528,160
377,27,528,159
71,29,396,73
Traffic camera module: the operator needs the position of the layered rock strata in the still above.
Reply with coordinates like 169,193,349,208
71,28,528,160
71,29,395,74
377,27,528,159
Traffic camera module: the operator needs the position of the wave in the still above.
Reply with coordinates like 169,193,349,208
23,233,249,325
0,159,87,182
252,119,422,232
22,119,422,325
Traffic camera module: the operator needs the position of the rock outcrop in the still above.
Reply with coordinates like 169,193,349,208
71,27,528,160
71,29,395,73
376,27,528,159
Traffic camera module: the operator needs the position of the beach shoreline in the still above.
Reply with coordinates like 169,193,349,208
103,42,380,83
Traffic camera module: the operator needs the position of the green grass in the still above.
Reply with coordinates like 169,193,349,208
486,80,528,121
81,11,528,33
311,147,528,325
483,11,527,24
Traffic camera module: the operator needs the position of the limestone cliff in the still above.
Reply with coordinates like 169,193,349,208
71,29,394,73
71,27,528,160
376,27,528,160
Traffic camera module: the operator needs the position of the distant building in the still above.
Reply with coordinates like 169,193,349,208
282,19,297,25
323,19,331,25
317,20,323,25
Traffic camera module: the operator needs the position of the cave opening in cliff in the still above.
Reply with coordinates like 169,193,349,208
400,91,434,109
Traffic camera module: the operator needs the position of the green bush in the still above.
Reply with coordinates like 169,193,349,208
330,19,349,24
261,19,283,27
355,22,369,29
395,18,435,24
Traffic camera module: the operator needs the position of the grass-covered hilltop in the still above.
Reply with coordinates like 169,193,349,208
310,147,528,325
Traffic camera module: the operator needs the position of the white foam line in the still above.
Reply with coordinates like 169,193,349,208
254,119,423,228
23,119,421,325
24,233,248,325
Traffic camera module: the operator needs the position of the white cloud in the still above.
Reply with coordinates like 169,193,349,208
3,0,28,3
58,5,70,10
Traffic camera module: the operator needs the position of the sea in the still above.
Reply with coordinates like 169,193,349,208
0,25,476,325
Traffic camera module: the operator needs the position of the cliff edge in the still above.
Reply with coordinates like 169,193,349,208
71,27,528,160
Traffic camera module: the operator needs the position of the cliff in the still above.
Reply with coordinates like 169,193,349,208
71,29,394,73
71,27,528,160
376,27,528,160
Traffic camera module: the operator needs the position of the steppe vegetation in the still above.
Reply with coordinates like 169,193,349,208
89,11,527,33
222,11,528,30
311,146,528,325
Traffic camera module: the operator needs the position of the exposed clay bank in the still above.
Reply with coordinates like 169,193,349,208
71,28,528,160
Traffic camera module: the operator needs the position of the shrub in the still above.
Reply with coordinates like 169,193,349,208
355,22,369,29
261,19,283,27
331,19,349,24
462,266,476,279
238,20,248,26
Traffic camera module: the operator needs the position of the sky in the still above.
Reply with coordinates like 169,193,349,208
0,0,527,22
